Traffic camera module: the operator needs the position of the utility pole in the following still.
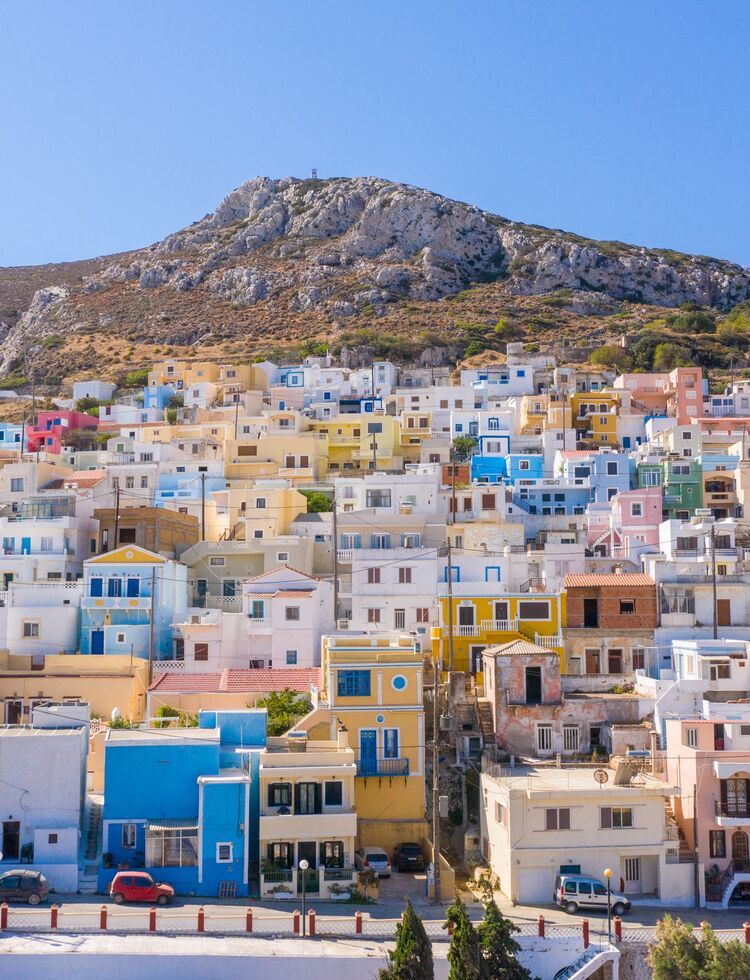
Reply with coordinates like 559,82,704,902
431,653,442,904
332,486,339,624
148,567,156,687
113,483,120,552
370,363,377,473
234,396,240,440
710,523,718,640
447,536,456,674
200,472,206,540
450,446,457,526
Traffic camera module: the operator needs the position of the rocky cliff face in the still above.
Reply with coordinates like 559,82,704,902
1,175,748,378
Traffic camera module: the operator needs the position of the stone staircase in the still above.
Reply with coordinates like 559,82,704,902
664,804,694,863
476,699,494,745
78,796,103,894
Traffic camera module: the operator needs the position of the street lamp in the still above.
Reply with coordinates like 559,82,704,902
299,859,309,937
603,868,613,943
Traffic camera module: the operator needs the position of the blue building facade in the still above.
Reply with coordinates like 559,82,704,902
143,385,176,410
98,710,266,896
80,546,188,660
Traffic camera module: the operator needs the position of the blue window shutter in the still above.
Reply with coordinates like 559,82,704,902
126,578,139,597
90,577,103,597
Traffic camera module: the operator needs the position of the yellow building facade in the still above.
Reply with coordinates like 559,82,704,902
296,633,428,849
570,391,621,447
433,592,566,674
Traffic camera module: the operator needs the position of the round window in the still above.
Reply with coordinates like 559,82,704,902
392,675,408,692
376,714,385,725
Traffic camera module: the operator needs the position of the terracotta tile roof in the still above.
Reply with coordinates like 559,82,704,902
564,573,655,588
485,639,554,657
558,450,596,458
149,667,320,694
244,590,313,598
247,565,317,582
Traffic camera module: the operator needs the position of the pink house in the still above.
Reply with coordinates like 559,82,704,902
26,410,99,455
614,367,704,425
610,486,662,559
665,713,750,906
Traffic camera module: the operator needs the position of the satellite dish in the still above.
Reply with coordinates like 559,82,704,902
111,707,122,722
593,769,609,785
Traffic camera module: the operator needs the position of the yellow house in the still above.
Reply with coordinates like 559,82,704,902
519,394,548,436
224,432,328,484
148,360,221,389
571,391,621,447
293,632,428,850
433,592,566,674
214,482,308,538
353,415,403,472
310,417,364,472
0,651,150,723
399,411,433,464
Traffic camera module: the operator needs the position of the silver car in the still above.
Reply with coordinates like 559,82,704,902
355,846,392,877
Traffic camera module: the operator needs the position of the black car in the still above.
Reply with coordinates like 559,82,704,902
393,842,425,872
0,870,49,905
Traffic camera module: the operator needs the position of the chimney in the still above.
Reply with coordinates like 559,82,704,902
337,724,349,750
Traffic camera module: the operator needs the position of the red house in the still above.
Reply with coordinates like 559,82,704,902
26,410,99,455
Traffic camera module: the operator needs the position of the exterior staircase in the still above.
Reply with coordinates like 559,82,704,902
664,804,694,864
475,698,495,745
78,795,103,894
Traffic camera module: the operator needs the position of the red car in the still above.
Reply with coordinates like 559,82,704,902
109,871,175,906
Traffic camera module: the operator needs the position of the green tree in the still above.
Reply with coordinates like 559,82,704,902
300,489,333,513
452,435,478,460
75,396,100,414
122,368,150,388
256,688,313,736
445,897,482,980
646,915,750,980
652,342,692,371
477,899,530,979
588,345,633,372
379,899,434,979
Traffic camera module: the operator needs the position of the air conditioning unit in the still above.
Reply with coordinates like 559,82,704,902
337,619,350,630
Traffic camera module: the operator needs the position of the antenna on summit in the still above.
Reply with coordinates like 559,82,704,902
311,168,318,179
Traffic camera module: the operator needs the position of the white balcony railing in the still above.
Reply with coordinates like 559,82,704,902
247,617,272,630
480,619,519,633
454,625,480,637
535,633,563,648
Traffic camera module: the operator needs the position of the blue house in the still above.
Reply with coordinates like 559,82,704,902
0,422,23,449
98,710,266,897
80,545,188,660
143,385,175,411
512,483,591,516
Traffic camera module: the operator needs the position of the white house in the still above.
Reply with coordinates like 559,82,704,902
72,380,116,402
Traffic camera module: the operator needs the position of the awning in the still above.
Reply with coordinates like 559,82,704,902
713,762,750,780
147,818,199,831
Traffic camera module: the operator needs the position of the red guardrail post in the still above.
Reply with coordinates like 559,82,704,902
197,906,205,933
582,919,589,949
308,910,316,937
0,903,7,930
355,911,362,935
744,921,750,945
613,916,622,942
50,904,58,929
100,905,108,930
149,906,157,932
538,914,545,938
293,910,300,935
246,908,253,933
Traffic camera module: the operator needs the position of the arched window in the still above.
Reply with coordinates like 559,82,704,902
732,830,749,861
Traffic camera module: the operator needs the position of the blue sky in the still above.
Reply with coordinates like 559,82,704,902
1,1,748,267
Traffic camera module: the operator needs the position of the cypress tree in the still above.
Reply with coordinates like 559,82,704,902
445,897,482,980
477,898,530,979
380,898,434,980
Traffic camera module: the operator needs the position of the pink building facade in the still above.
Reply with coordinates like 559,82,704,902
26,410,99,455
665,713,750,906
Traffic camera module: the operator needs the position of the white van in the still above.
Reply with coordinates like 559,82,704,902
554,874,631,915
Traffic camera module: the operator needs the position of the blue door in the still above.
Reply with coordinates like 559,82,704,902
359,730,377,776
20,538,31,555
91,630,104,655
126,578,139,597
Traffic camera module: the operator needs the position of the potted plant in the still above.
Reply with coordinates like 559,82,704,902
328,882,351,902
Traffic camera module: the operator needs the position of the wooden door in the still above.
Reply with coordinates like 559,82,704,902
717,599,731,626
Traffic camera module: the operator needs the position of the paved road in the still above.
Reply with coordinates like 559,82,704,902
3,892,750,937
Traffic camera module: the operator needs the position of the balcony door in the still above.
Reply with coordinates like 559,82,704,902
294,782,322,816
359,729,377,775
733,831,749,861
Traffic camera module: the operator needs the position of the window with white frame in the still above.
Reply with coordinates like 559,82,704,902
216,842,233,863
686,727,698,748
536,724,552,753
122,823,137,849
22,621,39,638
562,725,580,752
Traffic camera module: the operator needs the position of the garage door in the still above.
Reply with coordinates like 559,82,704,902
518,868,554,904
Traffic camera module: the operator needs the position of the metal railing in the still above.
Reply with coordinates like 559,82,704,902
356,758,409,778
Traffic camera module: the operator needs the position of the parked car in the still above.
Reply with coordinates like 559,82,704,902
393,842,425,872
554,874,631,916
355,846,392,877
0,870,48,905
109,871,175,906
